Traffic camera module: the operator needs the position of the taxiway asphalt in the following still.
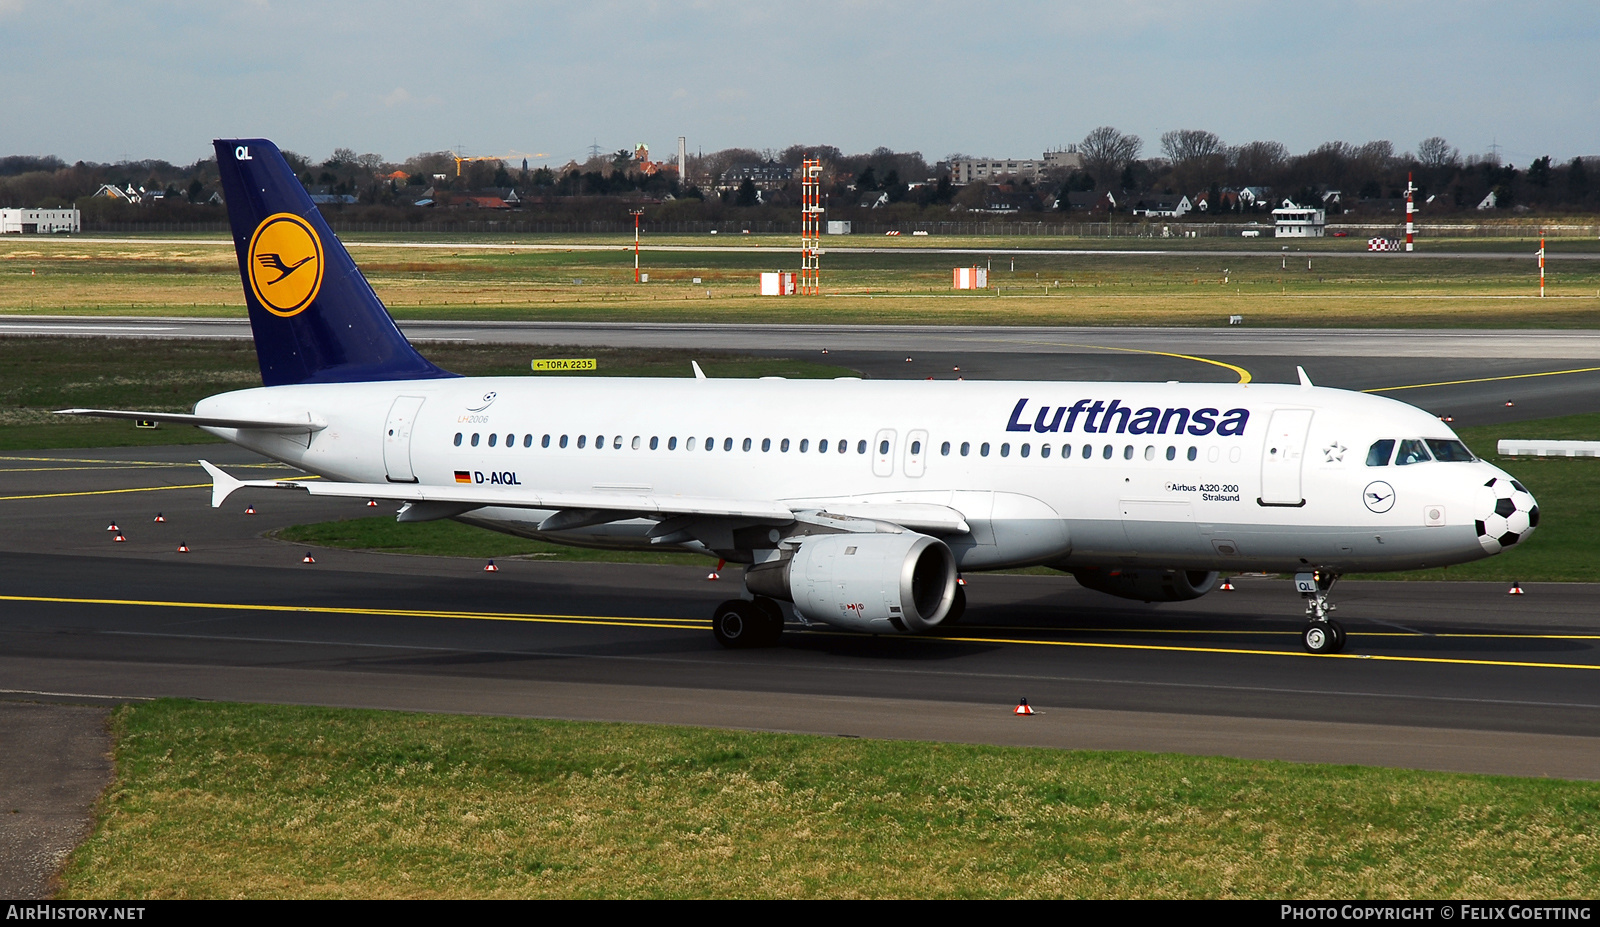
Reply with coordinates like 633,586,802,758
1,445,1597,781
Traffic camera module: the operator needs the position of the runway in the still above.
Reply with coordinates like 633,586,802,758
7,317,1600,425
1,445,1597,780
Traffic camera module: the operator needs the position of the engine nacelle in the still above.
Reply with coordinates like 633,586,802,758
746,532,958,633
1071,567,1219,603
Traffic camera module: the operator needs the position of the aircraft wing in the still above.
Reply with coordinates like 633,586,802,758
57,409,326,434
198,461,971,534
199,460,793,522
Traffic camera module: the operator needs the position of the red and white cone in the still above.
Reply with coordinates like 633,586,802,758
484,560,499,572
112,533,126,543
1509,582,1525,595
244,505,256,515
366,499,378,507
153,513,165,523
1219,578,1235,591
1014,698,1034,716
302,552,316,564
106,521,119,531
707,558,725,581
177,543,189,553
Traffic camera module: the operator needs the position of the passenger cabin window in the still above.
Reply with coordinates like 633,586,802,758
471,433,480,447
1060,443,1071,459
1366,439,1395,466
1394,439,1431,466
577,435,587,449
560,435,569,448
542,434,551,448
800,439,809,453
725,438,734,451
669,437,678,450
454,433,463,447
524,435,533,448
960,442,970,456
940,441,950,456
857,440,867,454
980,442,990,457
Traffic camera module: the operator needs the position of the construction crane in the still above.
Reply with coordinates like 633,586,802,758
450,150,550,177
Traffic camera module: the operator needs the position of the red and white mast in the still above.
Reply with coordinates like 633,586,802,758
1404,173,1416,253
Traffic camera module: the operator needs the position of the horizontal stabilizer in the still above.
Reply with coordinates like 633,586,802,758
57,409,325,433
197,462,795,522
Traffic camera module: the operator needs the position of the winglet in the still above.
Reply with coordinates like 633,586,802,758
1296,365,1313,388
691,361,707,380
199,460,242,509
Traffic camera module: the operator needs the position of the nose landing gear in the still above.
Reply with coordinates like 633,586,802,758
1296,570,1346,654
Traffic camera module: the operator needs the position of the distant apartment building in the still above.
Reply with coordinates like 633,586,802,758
0,207,80,233
717,162,793,192
951,149,1083,184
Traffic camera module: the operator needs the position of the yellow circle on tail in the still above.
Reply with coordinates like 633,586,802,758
246,213,324,317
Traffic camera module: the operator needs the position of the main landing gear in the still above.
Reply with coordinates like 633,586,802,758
1296,570,1346,654
711,596,785,649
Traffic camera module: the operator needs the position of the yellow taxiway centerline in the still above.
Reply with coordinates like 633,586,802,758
3,594,1593,670
1365,365,1600,393
0,483,213,501
0,594,707,631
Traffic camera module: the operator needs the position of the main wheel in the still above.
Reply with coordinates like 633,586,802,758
712,599,781,649
1302,622,1337,654
751,596,787,645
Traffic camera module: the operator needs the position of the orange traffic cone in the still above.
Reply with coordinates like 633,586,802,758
1509,582,1525,595
1014,698,1034,716
112,533,126,543
153,513,165,523
302,552,316,563
484,560,499,572
1219,578,1235,591
244,505,256,515
177,543,189,552
707,558,725,581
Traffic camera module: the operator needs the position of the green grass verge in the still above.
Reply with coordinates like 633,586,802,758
58,699,1600,899
8,235,1600,327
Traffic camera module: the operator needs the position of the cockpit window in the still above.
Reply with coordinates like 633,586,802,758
1394,439,1432,466
1425,439,1475,462
1365,439,1394,466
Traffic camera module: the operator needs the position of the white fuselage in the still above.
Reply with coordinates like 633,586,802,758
197,375,1521,574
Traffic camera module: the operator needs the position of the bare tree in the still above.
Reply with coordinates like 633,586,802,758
1229,140,1288,185
1160,129,1224,164
1079,126,1142,188
1417,137,1460,170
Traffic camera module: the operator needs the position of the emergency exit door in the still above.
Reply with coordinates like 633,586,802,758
383,396,426,483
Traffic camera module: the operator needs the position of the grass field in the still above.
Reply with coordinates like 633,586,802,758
5,233,1600,327
0,337,854,450
56,699,1600,899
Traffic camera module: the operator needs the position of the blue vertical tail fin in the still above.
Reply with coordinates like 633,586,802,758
214,138,453,386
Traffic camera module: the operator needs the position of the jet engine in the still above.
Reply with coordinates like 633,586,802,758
745,532,959,633
1071,567,1219,602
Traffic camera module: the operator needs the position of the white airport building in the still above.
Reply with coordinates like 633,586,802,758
1272,203,1325,238
0,207,80,234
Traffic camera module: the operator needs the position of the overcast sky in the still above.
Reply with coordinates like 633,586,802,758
3,0,1596,169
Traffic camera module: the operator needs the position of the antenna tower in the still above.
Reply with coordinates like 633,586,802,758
800,157,823,295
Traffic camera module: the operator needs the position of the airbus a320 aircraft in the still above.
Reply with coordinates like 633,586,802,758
63,139,1540,654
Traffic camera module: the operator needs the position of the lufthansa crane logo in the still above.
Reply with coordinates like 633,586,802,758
246,212,324,317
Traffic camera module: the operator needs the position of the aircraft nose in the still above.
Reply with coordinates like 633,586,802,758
1471,471,1539,555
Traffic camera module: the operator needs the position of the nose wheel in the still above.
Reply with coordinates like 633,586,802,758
1302,619,1345,654
1296,570,1347,654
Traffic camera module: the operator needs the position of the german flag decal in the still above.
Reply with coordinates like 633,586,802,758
454,470,472,484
